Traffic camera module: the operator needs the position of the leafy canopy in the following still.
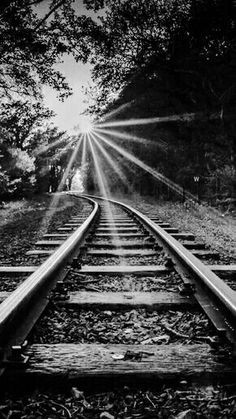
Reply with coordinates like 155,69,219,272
0,0,103,100
84,0,236,113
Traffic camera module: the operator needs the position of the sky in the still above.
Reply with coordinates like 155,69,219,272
36,1,98,134
43,58,93,133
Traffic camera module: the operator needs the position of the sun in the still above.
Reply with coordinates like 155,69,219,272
78,115,94,134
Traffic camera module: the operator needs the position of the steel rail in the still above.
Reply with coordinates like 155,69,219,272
84,194,236,319
0,196,98,339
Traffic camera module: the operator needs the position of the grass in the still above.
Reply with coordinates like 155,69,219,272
117,193,236,262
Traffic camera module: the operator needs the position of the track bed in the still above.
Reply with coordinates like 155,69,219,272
0,194,236,418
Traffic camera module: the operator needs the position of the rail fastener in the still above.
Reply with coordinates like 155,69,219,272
179,283,196,296
3,342,29,367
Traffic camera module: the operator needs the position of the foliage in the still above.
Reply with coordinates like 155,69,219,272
0,99,54,149
0,1,67,99
0,106,73,198
0,148,36,199
0,170,9,201
215,165,236,198
0,124,36,198
0,1,109,193
85,0,236,113
1,0,235,201
9,148,35,173
0,0,104,100
82,0,236,201
32,125,73,192
0,1,105,197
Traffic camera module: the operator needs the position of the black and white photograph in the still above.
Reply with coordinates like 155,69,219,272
0,0,236,417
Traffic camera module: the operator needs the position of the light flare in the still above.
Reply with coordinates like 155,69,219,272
81,134,88,168
87,136,127,262
95,126,168,151
38,135,84,233
87,136,107,199
91,132,133,192
95,131,196,200
56,135,84,192
95,112,199,129
79,134,89,190
71,169,84,192
34,135,72,156
99,101,133,122
75,115,94,134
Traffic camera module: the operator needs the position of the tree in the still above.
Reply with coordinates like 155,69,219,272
0,99,54,149
85,0,236,113
84,0,236,200
0,100,73,197
0,1,106,198
0,0,103,100
31,124,72,192
0,131,36,199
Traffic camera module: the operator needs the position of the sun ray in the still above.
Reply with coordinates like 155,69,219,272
68,135,86,192
81,135,87,168
87,136,127,262
34,134,71,156
57,134,84,192
78,133,91,190
92,130,145,193
98,101,133,122
91,132,133,192
95,112,198,129
95,126,168,151
87,137,107,196
74,115,94,134
95,131,196,201
37,134,84,233
87,136,116,220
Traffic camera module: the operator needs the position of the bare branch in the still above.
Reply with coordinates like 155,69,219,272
34,0,66,30
27,1,45,6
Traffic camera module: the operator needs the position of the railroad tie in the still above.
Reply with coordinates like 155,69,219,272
8,343,236,384
26,250,54,256
78,265,170,275
2,194,236,392
56,291,196,310
35,240,64,247
86,249,158,257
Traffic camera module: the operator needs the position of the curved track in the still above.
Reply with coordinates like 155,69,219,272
0,193,235,387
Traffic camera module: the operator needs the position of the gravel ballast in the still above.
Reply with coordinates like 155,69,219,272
66,272,182,293
31,307,217,346
1,385,236,418
0,194,235,417
81,255,167,266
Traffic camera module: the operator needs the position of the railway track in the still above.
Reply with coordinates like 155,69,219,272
0,194,236,398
